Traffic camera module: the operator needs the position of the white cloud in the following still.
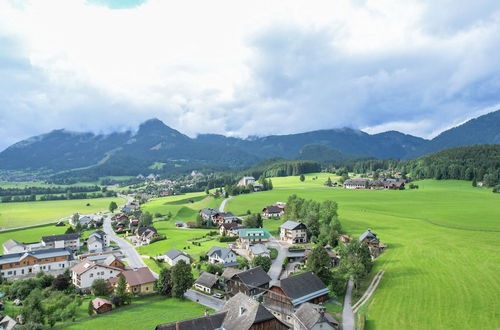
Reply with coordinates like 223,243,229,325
0,0,499,150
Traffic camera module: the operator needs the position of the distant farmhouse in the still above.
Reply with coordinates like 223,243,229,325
344,178,406,190
359,229,387,258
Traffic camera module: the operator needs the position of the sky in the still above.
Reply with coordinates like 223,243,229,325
1,0,500,151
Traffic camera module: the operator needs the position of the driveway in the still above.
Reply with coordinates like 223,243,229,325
267,237,287,285
219,196,232,212
184,289,225,311
103,217,148,270
342,276,355,330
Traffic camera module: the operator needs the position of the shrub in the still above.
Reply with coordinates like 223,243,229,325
219,236,238,243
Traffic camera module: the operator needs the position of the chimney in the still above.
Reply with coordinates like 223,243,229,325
239,307,246,316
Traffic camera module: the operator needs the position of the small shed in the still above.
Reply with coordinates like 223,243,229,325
194,272,219,294
92,298,112,314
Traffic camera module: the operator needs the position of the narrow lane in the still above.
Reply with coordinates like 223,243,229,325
184,289,225,311
342,276,355,330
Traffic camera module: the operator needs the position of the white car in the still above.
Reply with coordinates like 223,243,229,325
212,293,224,299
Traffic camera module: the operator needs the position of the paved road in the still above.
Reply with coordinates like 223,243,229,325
219,196,232,212
267,237,287,285
184,289,225,311
103,217,147,270
342,276,355,330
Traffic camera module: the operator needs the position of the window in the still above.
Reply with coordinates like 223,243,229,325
90,273,94,278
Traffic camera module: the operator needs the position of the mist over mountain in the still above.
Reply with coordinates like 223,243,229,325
0,110,498,177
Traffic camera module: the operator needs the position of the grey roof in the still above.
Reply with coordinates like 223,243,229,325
277,271,330,306
250,244,269,256
280,220,306,230
155,312,227,330
359,229,378,242
263,205,283,213
222,293,279,329
221,267,241,280
235,267,271,288
294,303,339,328
87,235,103,245
195,272,219,288
3,239,23,250
89,230,106,239
79,216,93,223
200,208,219,216
207,246,233,260
137,226,157,236
0,315,17,330
0,248,73,265
164,248,189,260
41,233,80,243
344,178,369,185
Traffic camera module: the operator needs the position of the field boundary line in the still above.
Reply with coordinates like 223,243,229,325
0,221,58,233
359,209,500,233
353,270,385,313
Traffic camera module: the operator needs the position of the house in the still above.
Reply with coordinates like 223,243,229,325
129,218,139,227
162,248,191,266
280,221,308,244
194,272,219,294
113,214,129,222
199,208,219,222
41,233,81,251
92,298,113,314
0,315,17,330
293,303,339,330
103,255,126,270
339,235,350,244
71,259,122,289
219,223,242,236
136,226,161,244
343,178,369,189
155,293,288,330
262,205,285,218
186,221,197,228
228,266,271,297
212,212,240,226
237,228,271,249
207,246,238,267
2,239,43,254
237,176,255,187
109,267,156,295
263,272,330,324
0,248,73,279
383,179,405,190
249,244,270,259
87,230,110,253
359,229,386,258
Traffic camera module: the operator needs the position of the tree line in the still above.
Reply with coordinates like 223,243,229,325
1,190,117,203
0,185,101,196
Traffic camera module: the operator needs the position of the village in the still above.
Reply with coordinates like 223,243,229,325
0,175,387,330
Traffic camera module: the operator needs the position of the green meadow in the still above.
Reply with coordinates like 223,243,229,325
137,193,224,259
224,173,500,330
0,197,126,229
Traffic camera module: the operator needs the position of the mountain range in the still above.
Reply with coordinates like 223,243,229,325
0,109,498,177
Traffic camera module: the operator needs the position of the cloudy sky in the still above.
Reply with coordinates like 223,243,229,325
1,0,500,150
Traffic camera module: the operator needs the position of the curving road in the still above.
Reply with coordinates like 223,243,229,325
219,196,232,212
103,217,147,270
266,237,287,285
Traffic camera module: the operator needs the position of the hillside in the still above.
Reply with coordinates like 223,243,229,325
409,109,500,157
0,110,498,178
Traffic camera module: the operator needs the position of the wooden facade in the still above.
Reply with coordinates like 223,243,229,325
249,318,289,330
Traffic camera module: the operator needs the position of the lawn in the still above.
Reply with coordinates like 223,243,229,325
0,197,126,229
63,297,208,330
225,173,500,330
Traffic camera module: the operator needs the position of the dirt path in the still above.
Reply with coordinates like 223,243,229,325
219,196,232,212
352,270,385,313
342,276,355,330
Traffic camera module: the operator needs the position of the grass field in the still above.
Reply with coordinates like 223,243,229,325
0,197,126,229
225,173,500,330
63,297,208,330
137,193,224,259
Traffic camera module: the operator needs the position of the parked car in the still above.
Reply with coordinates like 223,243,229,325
212,293,224,299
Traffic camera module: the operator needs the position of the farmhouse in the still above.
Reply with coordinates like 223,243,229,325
41,233,81,251
359,229,386,258
136,226,161,244
0,248,73,279
212,212,240,226
343,178,369,189
207,246,238,267
383,178,406,190
102,255,126,269
293,303,339,330
219,222,241,236
155,293,288,330
194,272,219,294
249,244,270,259
162,248,191,266
228,266,271,297
237,176,255,187
2,239,43,254
92,298,113,314
263,272,330,324
109,267,156,295
71,259,122,289
199,208,219,222
262,205,285,218
280,221,308,244
237,228,271,249
87,230,110,253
